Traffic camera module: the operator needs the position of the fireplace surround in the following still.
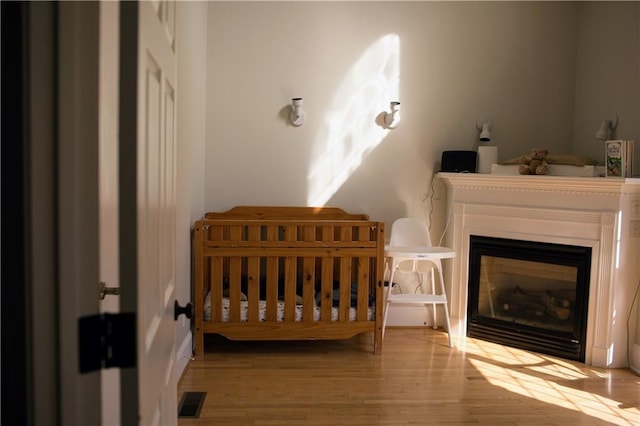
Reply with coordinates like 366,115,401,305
438,173,640,369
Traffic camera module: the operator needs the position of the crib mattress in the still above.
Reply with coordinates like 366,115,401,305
204,292,375,322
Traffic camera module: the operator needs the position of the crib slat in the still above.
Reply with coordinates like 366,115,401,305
265,258,278,322
228,225,243,322
283,256,297,321
302,225,316,322
338,225,353,321
245,257,259,322
283,225,297,321
246,225,261,322
339,257,352,321
356,257,370,321
228,258,242,322
302,257,315,322
357,226,371,321
209,223,225,324
265,225,279,322
210,257,223,323
343,224,353,241
320,256,333,321
319,226,334,321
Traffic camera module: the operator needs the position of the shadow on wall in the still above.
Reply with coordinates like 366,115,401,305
307,34,400,207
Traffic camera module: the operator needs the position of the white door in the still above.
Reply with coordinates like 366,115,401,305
119,1,178,424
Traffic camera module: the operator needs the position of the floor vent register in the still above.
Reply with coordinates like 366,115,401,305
178,391,206,418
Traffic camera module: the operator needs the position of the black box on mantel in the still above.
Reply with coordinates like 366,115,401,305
441,150,477,173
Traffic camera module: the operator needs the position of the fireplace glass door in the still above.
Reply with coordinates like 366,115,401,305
467,236,591,361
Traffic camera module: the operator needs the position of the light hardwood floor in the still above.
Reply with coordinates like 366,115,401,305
178,328,640,425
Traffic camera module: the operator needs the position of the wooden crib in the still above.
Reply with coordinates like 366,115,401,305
193,206,385,356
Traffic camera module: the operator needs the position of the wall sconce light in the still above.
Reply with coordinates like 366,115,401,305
289,97,305,127
383,101,401,129
476,119,492,142
594,112,618,140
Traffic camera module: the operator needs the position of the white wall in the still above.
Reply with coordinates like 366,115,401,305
205,1,587,231
204,2,639,227
573,2,640,174
176,1,208,373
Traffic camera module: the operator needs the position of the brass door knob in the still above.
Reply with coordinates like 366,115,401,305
99,281,121,300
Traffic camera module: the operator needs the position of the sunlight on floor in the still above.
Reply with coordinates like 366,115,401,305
307,34,399,206
463,339,640,425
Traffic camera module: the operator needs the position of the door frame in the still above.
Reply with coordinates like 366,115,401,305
0,2,91,424
57,1,103,424
0,2,48,424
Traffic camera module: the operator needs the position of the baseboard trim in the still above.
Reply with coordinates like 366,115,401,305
630,341,640,376
177,330,193,380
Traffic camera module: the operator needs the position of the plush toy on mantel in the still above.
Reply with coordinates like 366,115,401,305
518,148,549,175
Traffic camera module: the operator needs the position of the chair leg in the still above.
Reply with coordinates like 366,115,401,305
382,301,390,340
443,299,453,348
436,267,453,348
381,266,396,341
430,269,437,329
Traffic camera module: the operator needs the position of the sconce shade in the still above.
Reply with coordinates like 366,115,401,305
383,101,401,129
594,112,618,140
289,97,305,127
476,119,492,142
479,123,491,141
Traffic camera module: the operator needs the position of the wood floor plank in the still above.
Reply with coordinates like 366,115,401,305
178,328,640,425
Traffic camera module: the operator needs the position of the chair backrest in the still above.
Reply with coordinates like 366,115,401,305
389,217,433,247
388,218,439,274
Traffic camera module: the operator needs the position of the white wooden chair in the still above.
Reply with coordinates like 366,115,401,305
382,218,454,347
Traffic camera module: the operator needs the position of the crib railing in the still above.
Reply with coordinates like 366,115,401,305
193,208,385,355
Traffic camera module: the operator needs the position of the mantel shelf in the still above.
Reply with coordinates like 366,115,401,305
437,172,640,196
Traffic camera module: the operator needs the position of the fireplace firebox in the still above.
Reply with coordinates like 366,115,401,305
467,235,592,361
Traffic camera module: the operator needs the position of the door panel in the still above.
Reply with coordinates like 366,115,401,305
120,1,178,424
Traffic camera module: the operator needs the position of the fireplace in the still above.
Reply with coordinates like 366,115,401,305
438,173,640,369
467,235,591,361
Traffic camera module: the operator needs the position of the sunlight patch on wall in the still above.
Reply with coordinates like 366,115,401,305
307,34,400,206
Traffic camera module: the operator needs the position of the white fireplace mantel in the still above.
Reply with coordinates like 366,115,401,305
438,173,640,370
438,173,640,196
